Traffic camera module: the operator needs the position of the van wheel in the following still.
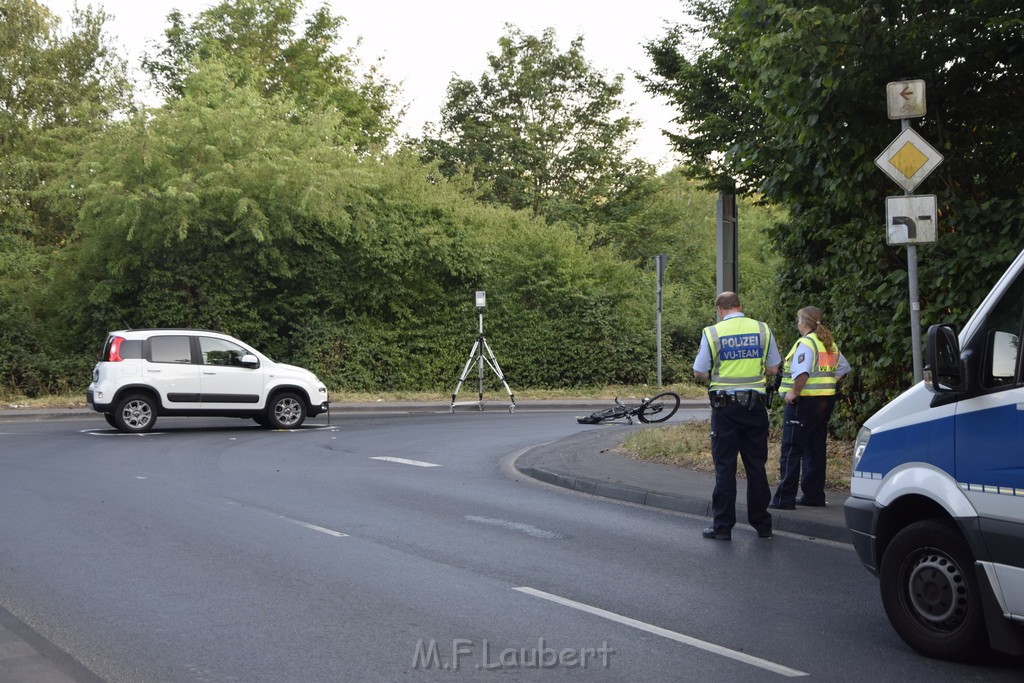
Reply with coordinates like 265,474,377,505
879,519,988,661
114,394,157,433
267,392,305,429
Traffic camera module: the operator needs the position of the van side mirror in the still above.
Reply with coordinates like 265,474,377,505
240,354,260,369
925,324,962,393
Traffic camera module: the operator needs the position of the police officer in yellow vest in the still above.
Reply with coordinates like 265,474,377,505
693,292,780,541
769,306,850,509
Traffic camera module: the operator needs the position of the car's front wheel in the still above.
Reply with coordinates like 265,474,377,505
879,519,988,661
114,393,157,433
267,392,306,429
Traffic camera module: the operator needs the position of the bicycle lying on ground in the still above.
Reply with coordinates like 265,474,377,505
576,391,681,425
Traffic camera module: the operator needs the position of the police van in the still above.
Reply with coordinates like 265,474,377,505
844,247,1024,661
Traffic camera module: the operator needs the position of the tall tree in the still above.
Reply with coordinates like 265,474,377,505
422,25,652,227
142,0,397,151
0,0,131,395
0,0,131,241
644,0,1024,432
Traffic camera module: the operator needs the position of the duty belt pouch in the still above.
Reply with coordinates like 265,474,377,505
709,392,725,409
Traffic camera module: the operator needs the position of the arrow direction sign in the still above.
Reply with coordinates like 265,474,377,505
875,128,943,193
887,79,926,119
886,195,937,245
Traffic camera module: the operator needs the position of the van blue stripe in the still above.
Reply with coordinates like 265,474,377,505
856,414,955,478
954,402,1024,488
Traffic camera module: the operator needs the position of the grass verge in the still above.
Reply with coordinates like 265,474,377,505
619,420,853,493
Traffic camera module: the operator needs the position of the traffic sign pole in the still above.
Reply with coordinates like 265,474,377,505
877,81,940,386
902,119,924,383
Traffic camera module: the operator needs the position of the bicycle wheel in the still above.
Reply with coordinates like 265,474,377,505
576,405,629,424
638,391,681,423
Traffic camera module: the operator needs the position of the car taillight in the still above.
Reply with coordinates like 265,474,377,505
108,336,126,362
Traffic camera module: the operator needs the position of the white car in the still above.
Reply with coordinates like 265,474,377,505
87,329,329,433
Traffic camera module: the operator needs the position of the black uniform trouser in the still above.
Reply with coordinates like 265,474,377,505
771,395,836,507
709,400,772,534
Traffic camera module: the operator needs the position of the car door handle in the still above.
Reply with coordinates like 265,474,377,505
203,371,217,375
148,369,161,373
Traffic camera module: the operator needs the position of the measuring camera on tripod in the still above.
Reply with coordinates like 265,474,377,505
450,291,516,413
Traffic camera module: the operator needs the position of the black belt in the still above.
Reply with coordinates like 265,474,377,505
709,390,765,408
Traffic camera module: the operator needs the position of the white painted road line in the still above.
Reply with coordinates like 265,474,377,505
227,500,349,539
465,515,563,539
513,587,808,678
291,520,348,538
369,456,441,468
273,512,348,538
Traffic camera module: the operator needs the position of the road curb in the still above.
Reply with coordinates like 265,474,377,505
516,464,713,517
512,432,854,545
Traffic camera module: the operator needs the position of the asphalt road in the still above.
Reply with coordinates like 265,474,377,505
0,410,1020,681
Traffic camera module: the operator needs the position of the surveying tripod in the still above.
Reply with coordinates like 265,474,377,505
450,306,516,413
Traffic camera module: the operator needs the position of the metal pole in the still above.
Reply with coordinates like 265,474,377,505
902,119,923,383
477,310,484,404
716,191,738,295
656,254,666,387
907,245,923,383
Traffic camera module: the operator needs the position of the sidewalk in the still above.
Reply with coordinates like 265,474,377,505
513,419,852,545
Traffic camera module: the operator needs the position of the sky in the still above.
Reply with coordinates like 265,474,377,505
44,0,685,168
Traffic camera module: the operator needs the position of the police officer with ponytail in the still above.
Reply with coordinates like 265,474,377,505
770,306,851,509
693,292,780,541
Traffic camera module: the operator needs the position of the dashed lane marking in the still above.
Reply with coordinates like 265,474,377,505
369,456,441,468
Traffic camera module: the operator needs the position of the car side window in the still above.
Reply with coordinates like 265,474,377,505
148,336,193,364
980,272,1024,390
199,337,249,367
121,339,143,359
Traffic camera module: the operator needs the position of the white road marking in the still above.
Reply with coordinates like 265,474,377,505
513,587,808,677
369,456,441,468
225,500,348,538
465,515,563,539
81,429,165,436
290,520,348,538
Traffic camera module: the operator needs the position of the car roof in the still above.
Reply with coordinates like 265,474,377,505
109,329,232,338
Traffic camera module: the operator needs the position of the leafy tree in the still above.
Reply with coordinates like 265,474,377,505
46,59,360,350
422,25,653,227
42,57,655,393
141,0,397,150
0,0,131,242
0,0,131,395
603,169,786,381
644,0,1024,433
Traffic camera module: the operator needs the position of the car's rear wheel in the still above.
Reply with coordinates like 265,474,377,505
114,393,157,433
267,392,306,429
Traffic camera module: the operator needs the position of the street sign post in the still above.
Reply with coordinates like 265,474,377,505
886,80,926,120
876,79,940,385
886,195,937,245
875,128,943,193
655,253,667,387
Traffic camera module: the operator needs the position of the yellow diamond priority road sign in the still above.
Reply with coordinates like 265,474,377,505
875,128,943,193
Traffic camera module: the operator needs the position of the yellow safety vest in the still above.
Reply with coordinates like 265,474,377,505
780,333,840,396
704,316,770,392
